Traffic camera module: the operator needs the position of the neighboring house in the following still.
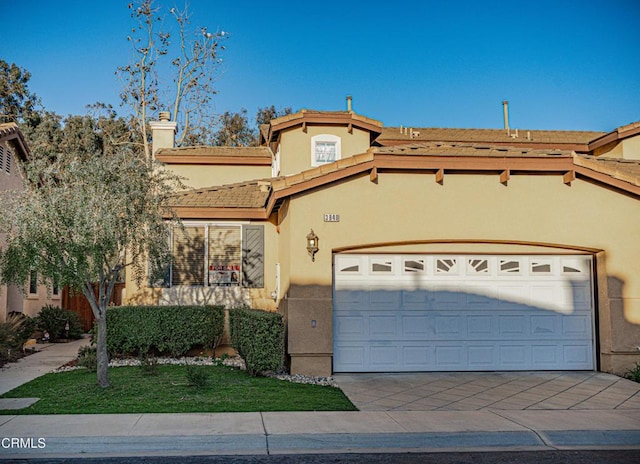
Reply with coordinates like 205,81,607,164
125,103,640,377
0,123,62,321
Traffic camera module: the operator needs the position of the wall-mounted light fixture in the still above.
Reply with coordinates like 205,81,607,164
306,229,319,262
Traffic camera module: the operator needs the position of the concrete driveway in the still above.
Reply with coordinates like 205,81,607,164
334,371,640,411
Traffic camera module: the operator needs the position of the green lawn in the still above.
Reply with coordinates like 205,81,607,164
0,364,357,414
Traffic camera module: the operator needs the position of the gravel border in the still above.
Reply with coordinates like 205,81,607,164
52,355,339,387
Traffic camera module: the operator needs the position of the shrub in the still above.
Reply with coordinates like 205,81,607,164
229,307,285,376
8,312,37,346
185,365,209,387
138,353,159,375
106,305,225,357
77,345,97,372
36,305,83,341
626,363,640,383
0,313,29,364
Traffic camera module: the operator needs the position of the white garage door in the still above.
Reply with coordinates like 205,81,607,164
333,254,595,372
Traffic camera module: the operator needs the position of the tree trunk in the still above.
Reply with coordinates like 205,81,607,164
95,311,110,388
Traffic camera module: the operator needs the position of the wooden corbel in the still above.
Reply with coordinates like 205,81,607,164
435,168,444,185
500,169,510,185
563,170,576,185
370,166,378,183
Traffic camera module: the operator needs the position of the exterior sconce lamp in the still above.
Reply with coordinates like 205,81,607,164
306,229,319,262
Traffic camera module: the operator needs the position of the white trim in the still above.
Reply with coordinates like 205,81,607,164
311,134,341,167
272,144,281,177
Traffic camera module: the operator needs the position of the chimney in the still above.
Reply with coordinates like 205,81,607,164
149,111,177,157
346,95,353,112
502,100,510,133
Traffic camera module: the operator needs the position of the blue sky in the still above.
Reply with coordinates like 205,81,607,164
3,0,639,131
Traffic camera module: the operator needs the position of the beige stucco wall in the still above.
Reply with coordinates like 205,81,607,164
594,134,640,160
280,171,640,375
166,164,272,189
278,126,372,177
1,141,61,320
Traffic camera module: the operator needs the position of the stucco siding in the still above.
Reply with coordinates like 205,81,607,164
280,171,640,374
279,126,371,176
166,164,271,189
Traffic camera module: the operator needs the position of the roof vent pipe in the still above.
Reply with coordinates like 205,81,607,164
502,100,510,134
346,95,353,112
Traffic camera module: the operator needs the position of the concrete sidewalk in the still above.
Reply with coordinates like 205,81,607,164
0,337,89,397
1,409,639,458
0,340,639,458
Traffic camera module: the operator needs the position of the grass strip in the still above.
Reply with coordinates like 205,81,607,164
0,364,357,414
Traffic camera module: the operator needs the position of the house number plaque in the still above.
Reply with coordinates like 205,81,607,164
324,214,340,222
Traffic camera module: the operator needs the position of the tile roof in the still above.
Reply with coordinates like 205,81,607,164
156,146,272,158
573,155,640,187
371,142,574,158
170,145,640,211
378,127,605,146
169,180,272,208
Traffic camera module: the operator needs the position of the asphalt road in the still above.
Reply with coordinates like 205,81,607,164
2,450,639,464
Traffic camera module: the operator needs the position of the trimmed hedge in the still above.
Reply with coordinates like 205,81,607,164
106,305,225,357
229,307,285,376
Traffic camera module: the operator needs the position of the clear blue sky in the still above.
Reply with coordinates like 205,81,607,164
3,0,639,131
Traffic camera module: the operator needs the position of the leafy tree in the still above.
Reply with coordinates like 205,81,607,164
212,109,254,147
212,106,293,147
0,60,41,125
255,105,292,127
0,113,181,387
118,0,228,158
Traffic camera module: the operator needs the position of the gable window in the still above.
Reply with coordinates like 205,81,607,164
311,134,341,166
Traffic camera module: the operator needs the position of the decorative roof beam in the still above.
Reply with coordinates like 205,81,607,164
435,168,444,184
370,167,378,183
563,170,576,185
500,169,510,185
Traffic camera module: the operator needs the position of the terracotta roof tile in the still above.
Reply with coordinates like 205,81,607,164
170,147,640,210
169,180,271,208
378,127,605,145
373,142,573,157
157,146,272,158
574,155,640,186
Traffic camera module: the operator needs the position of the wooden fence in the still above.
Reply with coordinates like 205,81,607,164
62,283,125,332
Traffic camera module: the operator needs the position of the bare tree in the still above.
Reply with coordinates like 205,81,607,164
118,0,228,158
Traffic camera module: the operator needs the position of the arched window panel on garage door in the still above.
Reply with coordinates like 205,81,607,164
435,257,458,275
370,257,393,274
467,258,490,275
403,258,425,274
531,259,553,274
499,258,522,275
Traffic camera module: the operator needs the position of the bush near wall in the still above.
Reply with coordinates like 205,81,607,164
229,307,285,376
37,305,83,341
106,305,225,357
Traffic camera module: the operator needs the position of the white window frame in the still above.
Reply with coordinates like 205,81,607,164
272,144,281,177
311,134,341,167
